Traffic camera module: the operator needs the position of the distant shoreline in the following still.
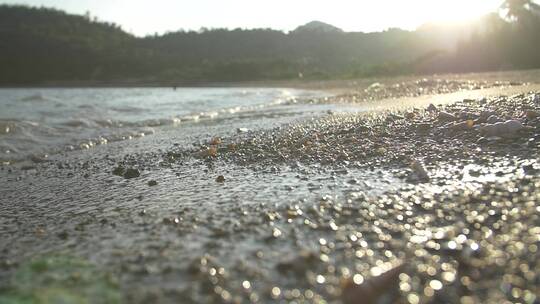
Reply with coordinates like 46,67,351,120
0,80,292,89
1,69,539,91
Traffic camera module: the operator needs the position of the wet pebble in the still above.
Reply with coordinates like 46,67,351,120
124,168,141,179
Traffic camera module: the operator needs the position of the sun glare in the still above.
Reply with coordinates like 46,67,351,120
421,0,501,23
0,0,504,35
338,0,502,35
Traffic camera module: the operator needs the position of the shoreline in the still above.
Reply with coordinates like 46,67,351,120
2,73,539,168
1,68,539,91
1,75,539,303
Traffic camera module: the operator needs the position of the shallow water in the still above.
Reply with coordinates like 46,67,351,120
0,87,330,163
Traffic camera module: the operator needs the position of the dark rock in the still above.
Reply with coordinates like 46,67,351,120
148,180,158,186
438,111,457,122
342,264,403,304
459,111,479,120
57,231,69,240
112,166,125,176
523,164,538,174
123,168,141,179
30,155,48,163
416,123,432,132
486,115,502,124
388,113,405,120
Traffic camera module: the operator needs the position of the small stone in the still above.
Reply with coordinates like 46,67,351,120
427,104,437,112
410,160,429,181
523,164,537,174
528,137,538,147
57,231,69,240
123,168,141,179
148,180,158,186
438,111,457,122
30,155,48,163
112,166,125,176
405,112,415,119
476,137,488,144
210,137,222,145
416,123,432,132
486,115,502,124
532,93,540,104
237,128,250,133
205,146,218,157
389,113,405,120
1,259,15,269
450,120,474,131
479,120,525,137
459,111,478,120
480,110,497,120
342,264,403,304
525,110,539,120
216,175,225,183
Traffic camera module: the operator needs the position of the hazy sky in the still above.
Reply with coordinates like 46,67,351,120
0,0,505,36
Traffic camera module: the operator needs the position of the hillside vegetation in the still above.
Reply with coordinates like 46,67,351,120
0,3,539,84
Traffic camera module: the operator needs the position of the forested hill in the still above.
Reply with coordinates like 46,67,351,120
0,6,141,83
1,4,540,85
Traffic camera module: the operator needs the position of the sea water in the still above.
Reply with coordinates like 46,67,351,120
0,87,327,163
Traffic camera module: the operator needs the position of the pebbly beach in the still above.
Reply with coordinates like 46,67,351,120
1,71,540,304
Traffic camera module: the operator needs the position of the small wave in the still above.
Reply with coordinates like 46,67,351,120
1,88,326,164
94,119,116,127
73,128,156,150
0,119,43,136
1,98,299,162
140,118,181,127
19,93,54,102
60,120,92,128
110,105,145,113
212,90,257,98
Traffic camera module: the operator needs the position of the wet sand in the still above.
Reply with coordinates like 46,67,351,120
1,75,539,304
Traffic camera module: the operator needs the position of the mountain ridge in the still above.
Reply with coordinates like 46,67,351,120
1,4,539,84
292,21,344,33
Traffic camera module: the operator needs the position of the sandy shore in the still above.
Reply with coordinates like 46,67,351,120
0,75,539,303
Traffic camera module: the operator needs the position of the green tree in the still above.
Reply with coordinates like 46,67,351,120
500,0,540,21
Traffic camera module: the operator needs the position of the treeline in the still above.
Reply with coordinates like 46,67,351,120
0,3,539,84
417,10,540,74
